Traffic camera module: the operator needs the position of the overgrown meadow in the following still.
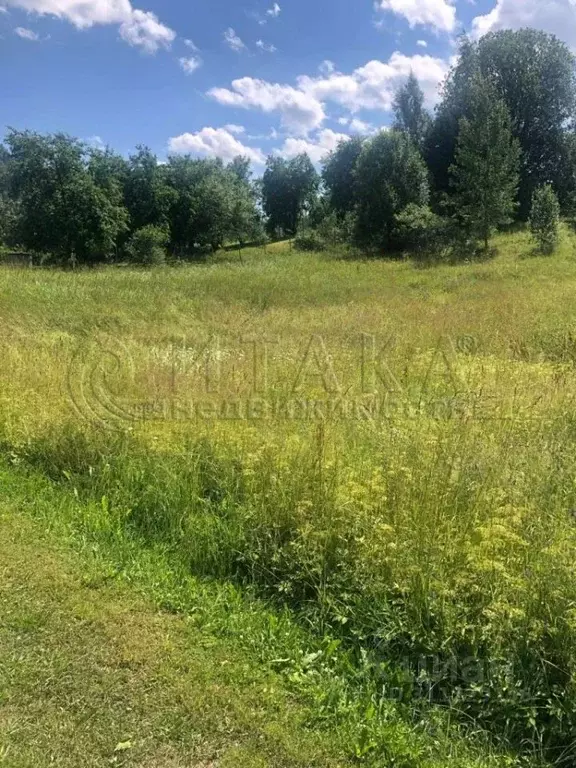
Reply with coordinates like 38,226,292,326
2,229,576,764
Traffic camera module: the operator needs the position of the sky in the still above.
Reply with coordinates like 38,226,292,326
1,0,576,167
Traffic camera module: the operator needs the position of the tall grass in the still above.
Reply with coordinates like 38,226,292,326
3,229,576,763
8,405,576,762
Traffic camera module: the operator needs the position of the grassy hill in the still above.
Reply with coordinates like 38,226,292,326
2,228,576,766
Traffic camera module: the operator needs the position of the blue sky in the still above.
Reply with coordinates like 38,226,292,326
1,0,575,165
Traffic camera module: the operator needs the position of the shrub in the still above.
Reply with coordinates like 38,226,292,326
530,185,560,254
295,212,357,253
394,204,449,256
125,225,168,266
294,228,327,252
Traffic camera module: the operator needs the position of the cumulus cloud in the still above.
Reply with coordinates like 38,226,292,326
298,52,449,112
224,27,246,52
119,9,175,53
4,0,175,52
5,0,131,28
472,0,576,47
224,124,246,134
168,127,265,164
266,2,281,18
377,0,457,33
209,53,448,137
209,77,326,135
277,129,349,164
417,39,428,47
338,117,375,134
256,39,277,52
14,25,39,39
179,55,202,74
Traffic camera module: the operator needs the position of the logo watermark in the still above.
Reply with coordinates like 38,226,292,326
66,332,553,428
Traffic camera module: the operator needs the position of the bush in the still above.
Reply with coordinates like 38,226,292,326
125,225,168,266
295,212,357,253
394,204,449,256
294,228,327,252
530,185,560,254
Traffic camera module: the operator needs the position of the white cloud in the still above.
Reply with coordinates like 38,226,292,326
168,127,265,164
224,27,246,52
209,53,448,136
377,0,457,33
338,116,375,134
5,0,175,52
209,78,326,135
119,9,175,53
224,124,245,134
86,135,106,150
319,59,336,75
179,55,202,74
256,39,277,52
266,2,281,18
14,25,39,39
5,0,131,28
417,39,428,47
472,0,576,48
298,52,449,112
277,128,349,164
184,38,198,50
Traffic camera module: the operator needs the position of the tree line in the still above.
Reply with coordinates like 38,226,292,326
1,28,575,265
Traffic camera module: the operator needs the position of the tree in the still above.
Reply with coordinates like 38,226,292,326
228,156,252,184
124,146,177,234
262,154,319,237
530,185,561,254
393,72,432,152
428,30,576,217
126,225,168,266
479,29,576,217
227,157,265,248
0,144,18,246
6,130,128,264
322,136,364,218
426,35,480,197
354,130,430,250
450,76,520,251
164,155,262,256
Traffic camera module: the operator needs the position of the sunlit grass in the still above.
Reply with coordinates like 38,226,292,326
3,226,576,763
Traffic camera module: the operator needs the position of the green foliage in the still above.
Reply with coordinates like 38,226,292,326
429,30,576,218
478,29,576,217
295,212,356,253
530,184,561,253
450,76,520,250
321,136,364,218
262,154,319,237
13,412,576,763
4,30,576,266
394,204,449,255
392,72,432,152
125,224,168,266
165,155,263,256
5,130,129,265
354,130,430,251
124,146,176,233
294,228,327,252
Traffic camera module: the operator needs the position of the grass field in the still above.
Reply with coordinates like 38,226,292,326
2,228,576,765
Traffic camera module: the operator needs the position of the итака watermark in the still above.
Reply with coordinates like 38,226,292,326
66,331,544,427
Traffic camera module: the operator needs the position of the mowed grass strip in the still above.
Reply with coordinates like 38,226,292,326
0,502,358,768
